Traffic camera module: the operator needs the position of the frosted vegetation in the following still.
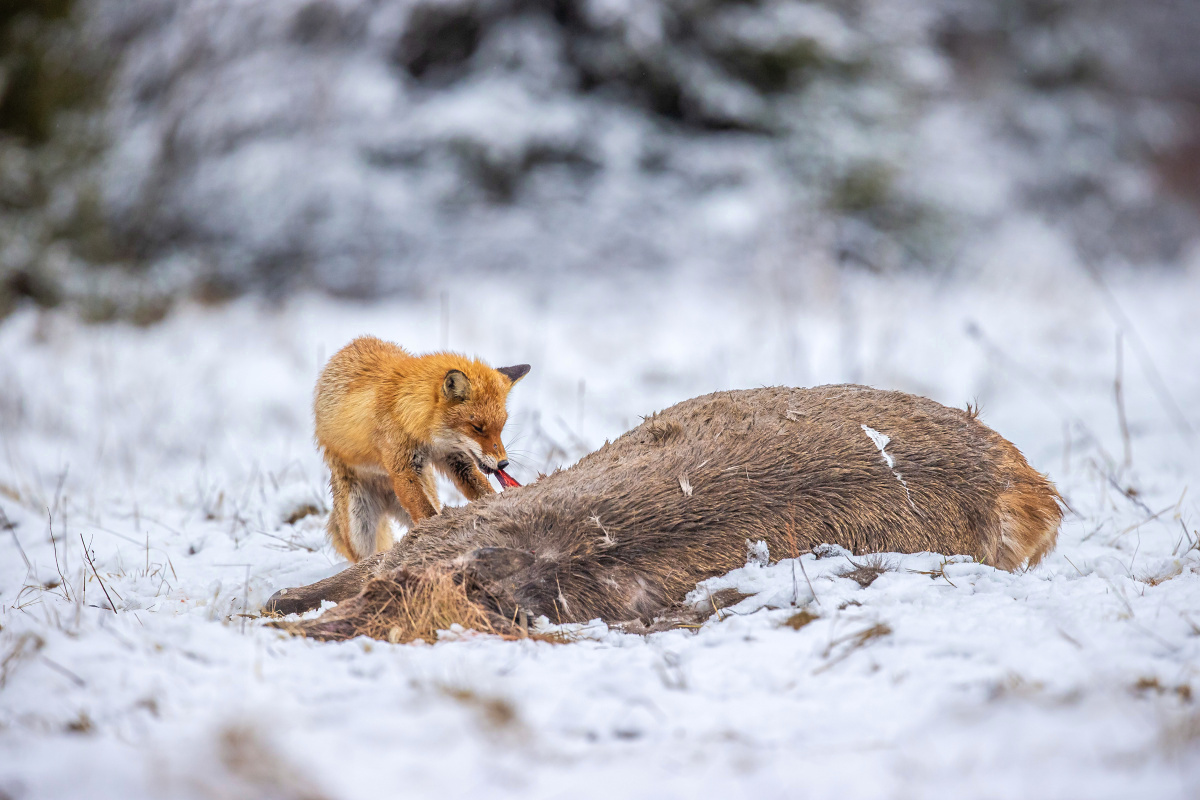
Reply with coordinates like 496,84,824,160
2,267,1199,797
2,0,1199,315
1,0,1200,797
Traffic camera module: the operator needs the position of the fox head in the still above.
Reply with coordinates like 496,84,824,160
436,361,530,474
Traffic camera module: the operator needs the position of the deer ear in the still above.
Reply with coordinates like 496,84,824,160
442,369,471,403
496,364,530,385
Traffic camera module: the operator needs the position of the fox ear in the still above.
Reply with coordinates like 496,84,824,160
442,369,471,403
496,364,530,385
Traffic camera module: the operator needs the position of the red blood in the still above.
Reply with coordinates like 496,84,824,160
495,468,521,489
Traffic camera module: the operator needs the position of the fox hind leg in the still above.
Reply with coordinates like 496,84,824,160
363,474,406,551
324,454,357,562
346,478,387,561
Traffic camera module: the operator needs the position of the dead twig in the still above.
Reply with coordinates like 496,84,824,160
1081,261,1196,447
47,509,72,603
907,558,958,588
1174,518,1197,557
2,506,31,573
257,529,319,552
797,555,820,606
1114,332,1132,472
241,565,250,634
813,621,892,675
79,534,117,613
965,322,1115,465
41,656,86,687
1106,475,1153,516
1109,502,1176,545
707,589,723,622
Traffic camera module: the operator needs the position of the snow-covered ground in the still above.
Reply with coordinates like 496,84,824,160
2,262,1200,799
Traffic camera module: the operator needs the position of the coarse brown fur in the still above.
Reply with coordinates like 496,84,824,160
268,385,1061,641
313,336,529,562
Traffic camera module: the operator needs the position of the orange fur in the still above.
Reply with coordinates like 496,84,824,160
314,336,528,562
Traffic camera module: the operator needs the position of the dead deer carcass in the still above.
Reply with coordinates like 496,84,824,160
265,386,1061,641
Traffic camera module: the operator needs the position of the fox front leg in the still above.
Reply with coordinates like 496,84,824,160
388,452,440,524
439,452,495,501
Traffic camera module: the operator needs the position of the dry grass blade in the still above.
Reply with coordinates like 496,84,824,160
1,507,31,573
797,554,820,606
907,557,959,588
257,529,319,552
79,533,117,613
1081,260,1196,447
1114,332,1133,471
1109,502,1176,545
1,632,45,688
47,510,72,603
814,621,892,674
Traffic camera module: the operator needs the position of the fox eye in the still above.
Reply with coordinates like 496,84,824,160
472,424,485,435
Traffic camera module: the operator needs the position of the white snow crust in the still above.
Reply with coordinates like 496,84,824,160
2,265,1200,798
861,425,894,468
860,424,917,509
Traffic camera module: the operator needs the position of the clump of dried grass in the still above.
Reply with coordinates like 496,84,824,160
214,723,332,800
272,565,571,645
437,685,526,740
1160,709,1200,759
283,503,322,526
839,554,894,588
274,565,507,643
1134,676,1193,702
1136,562,1185,587
0,632,44,688
781,608,819,630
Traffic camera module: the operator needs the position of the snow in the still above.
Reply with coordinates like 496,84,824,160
2,265,1200,798
861,424,894,468
861,424,917,509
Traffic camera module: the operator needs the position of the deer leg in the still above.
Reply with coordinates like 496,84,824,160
263,551,388,616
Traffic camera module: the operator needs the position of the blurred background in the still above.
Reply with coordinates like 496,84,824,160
2,0,1199,318
1,0,1199,495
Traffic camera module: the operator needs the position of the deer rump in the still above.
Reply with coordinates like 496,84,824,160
265,386,1061,642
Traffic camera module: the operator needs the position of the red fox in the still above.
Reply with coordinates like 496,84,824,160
313,336,529,562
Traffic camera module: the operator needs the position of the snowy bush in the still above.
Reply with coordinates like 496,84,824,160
2,0,1198,315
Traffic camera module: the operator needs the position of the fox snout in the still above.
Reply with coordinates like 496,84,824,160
479,458,512,474
472,448,505,474
473,437,509,474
